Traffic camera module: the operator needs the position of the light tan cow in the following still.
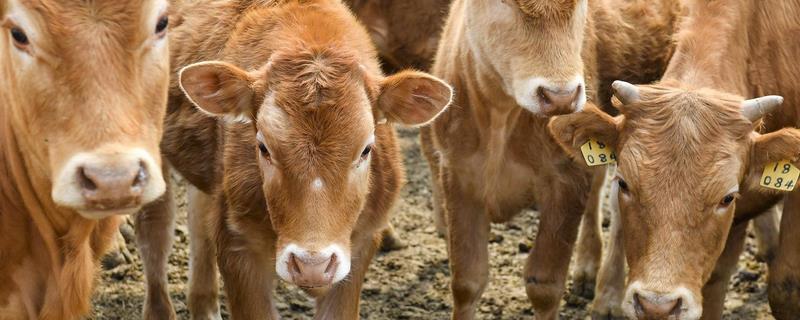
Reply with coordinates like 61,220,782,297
0,0,170,318
420,0,680,318
549,1,800,319
139,0,452,319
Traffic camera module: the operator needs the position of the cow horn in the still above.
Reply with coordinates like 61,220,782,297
741,95,784,121
612,80,640,104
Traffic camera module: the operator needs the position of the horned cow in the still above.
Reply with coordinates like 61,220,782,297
420,0,681,318
549,0,800,319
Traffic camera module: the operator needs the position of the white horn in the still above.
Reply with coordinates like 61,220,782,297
742,95,784,121
612,80,640,104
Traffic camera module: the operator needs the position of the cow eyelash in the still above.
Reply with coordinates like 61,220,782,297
617,178,629,193
258,142,270,158
719,193,738,207
155,14,168,38
360,144,373,160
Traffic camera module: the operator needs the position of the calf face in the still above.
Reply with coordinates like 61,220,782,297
550,81,800,319
1,0,170,218
179,50,451,288
467,0,588,116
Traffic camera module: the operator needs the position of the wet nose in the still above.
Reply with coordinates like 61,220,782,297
634,293,682,319
287,250,339,288
536,85,581,114
77,160,147,209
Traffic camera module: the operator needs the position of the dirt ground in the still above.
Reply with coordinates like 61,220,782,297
92,128,775,319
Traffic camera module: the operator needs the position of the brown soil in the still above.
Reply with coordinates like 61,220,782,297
92,128,774,319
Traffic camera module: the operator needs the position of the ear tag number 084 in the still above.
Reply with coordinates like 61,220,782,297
760,160,800,191
580,138,616,166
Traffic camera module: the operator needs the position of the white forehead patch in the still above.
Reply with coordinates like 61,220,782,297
311,177,324,191
260,93,290,133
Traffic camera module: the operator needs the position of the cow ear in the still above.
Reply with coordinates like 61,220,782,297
751,128,800,171
548,103,620,161
179,61,256,123
377,70,453,126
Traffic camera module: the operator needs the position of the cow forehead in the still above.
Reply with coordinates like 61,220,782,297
8,0,164,54
257,87,374,175
514,0,580,19
618,89,751,200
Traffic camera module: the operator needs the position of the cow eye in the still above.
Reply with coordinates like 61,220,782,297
155,15,168,36
617,179,629,193
361,145,373,160
10,27,29,47
719,193,737,207
258,142,270,158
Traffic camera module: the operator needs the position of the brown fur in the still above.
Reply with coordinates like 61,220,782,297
343,0,452,71
420,0,681,318
549,1,800,318
154,1,452,318
0,0,169,318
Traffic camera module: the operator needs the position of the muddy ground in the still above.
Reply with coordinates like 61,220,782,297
92,128,774,319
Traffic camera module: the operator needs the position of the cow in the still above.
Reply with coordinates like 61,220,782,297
343,0,452,72
138,0,452,319
419,0,680,318
548,1,800,319
0,0,170,319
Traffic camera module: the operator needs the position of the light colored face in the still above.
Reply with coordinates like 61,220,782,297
467,0,587,116
180,44,452,289
549,84,797,320
1,0,170,218
614,95,752,320
257,86,376,290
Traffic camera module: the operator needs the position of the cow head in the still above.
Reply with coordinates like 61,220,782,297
549,81,800,319
466,0,587,116
180,48,451,289
0,0,170,219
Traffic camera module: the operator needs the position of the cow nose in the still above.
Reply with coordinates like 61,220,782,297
77,161,147,209
634,293,682,319
536,85,581,114
287,251,339,288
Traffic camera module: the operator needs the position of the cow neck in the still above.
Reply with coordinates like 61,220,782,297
2,99,110,318
661,0,754,96
459,36,528,133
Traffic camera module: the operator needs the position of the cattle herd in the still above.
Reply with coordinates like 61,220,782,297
1,0,798,319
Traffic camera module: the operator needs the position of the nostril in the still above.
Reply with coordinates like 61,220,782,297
132,161,147,188
537,86,551,105
324,253,338,274
289,253,302,275
78,167,98,191
634,293,645,316
671,298,683,316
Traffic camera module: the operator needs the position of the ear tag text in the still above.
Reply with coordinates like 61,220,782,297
580,138,616,166
760,160,800,191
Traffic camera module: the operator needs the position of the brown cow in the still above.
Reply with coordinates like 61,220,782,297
420,0,680,318
343,0,452,72
142,0,452,319
549,1,800,319
0,0,170,318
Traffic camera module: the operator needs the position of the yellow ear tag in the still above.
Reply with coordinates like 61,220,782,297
580,138,617,166
760,160,800,191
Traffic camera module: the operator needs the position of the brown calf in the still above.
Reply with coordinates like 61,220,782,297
147,1,452,319
344,0,452,71
549,1,800,319
0,0,170,318
420,0,680,318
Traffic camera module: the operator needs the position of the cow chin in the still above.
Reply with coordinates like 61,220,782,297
77,207,142,220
